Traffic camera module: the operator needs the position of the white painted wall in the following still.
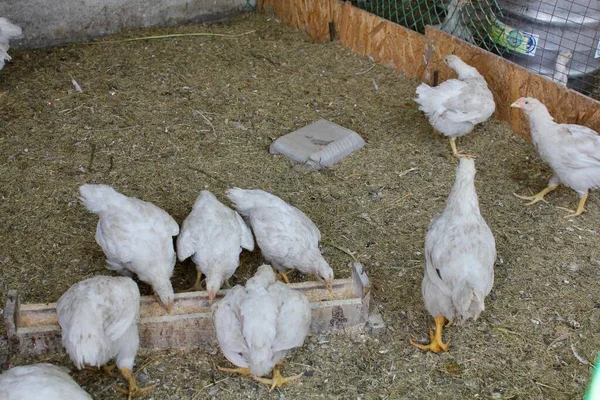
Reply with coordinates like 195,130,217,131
0,0,253,48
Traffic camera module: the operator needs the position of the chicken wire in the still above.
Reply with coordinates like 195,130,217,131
351,0,600,99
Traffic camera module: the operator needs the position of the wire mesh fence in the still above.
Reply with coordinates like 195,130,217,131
351,0,600,100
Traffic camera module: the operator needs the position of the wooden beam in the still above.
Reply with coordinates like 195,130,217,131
4,263,377,356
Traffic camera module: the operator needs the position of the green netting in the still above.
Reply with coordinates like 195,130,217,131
351,0,508,56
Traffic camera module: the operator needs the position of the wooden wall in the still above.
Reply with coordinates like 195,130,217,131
258,0,600,139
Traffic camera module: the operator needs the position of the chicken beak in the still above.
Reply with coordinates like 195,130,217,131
326,279,334,293
208,290,215,304
510,100,521,108
166,299,174,314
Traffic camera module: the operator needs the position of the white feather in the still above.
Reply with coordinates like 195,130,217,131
56,276,140,372
421,158,496,324
213,265,311,377
0,364,92,400
177,190,254,295
225,188,333,284
415,55,495,139
79,184,178,308
0,17,22,71
516,97,600,196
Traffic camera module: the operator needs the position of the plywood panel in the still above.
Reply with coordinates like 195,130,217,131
259,0,600,139
336,2,425,78
258,0,334,42
260,0,425,78
424,27,600,138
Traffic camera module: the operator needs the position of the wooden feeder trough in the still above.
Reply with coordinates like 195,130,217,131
4,263,383,357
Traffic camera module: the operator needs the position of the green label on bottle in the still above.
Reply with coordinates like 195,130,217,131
490,20,539,57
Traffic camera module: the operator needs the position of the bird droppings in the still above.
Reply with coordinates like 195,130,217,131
1,11,599,400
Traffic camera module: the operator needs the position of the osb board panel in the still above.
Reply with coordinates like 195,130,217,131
422,27,600,138
335,2,425,78
258,0,334,42
258,1,600,138
259,0,425,78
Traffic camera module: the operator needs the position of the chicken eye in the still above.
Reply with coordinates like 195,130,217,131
525,101,529,104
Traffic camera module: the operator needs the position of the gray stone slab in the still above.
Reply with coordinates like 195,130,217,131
269,119,366,169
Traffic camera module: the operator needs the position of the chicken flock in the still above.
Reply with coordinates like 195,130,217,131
2,16,600,400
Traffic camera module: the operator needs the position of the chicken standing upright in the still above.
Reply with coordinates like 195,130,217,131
177,190,255,302
79,184,179,311
0,18,22,71
415,55,496,158
411,158,496,352
226,188,334,291
213,264,311,391
57,276,154,398
511,97,600,218
0,363,92,400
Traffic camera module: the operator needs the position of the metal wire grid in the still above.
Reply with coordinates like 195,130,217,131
499,0,600,97
350,0,600,99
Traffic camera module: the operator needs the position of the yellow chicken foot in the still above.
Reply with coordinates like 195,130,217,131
253,367,304,392
563,191,588,218
513,184,559,205
115,368,156,399
449,138,474,159
84,364,116,377
410,315,451,353
217,366,252,376
183,270,204,292
274,269,294,284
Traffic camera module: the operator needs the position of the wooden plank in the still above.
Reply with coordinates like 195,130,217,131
423,27,600,138
258,0,600,139
259,0,425,78
335,1,425,78
4,264,375,356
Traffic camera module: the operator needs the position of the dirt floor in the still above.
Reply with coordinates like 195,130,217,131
1,11,599,400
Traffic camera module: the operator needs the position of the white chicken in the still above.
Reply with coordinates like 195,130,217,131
0,363,92,400
57,276,154,398
226,188,334,291
213,264,311,391
176,190,255,302
79,184,179,311
415,54,496,158
511,97,600,218
411,158,496,352
0,18,22,71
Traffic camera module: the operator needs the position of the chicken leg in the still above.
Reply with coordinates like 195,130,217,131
564,191,588,218
272,266,294,284
410,315,451,353
183,270,204,292
115,368,156,399
85,364,116,377
217,366,252,376
514,184,558,205
449,138,474,159
253,367,304,392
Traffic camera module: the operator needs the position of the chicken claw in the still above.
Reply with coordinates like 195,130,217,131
183,270,204,292
562,191,588,218
449,138,475,159
253,367,304,392
410,315,451,353
273,268,294,284
513,184,558,206
115,368,156,399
